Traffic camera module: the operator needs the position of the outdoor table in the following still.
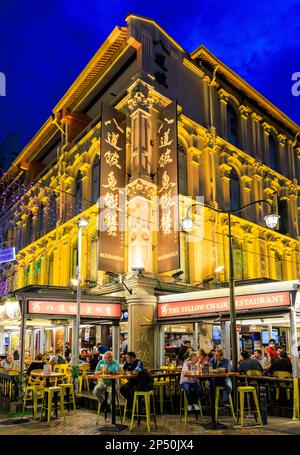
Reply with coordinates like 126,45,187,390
88,373,128,432
31,371,65,419
184,372,239,430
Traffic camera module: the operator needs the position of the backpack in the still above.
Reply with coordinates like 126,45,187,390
137,369,153,392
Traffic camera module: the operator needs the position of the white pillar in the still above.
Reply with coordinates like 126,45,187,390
268,324,273,342
223,321,231,368
112,323,120,362
40,327,46,353
30,329,35,359
154,325,164,368
193,323,199,349
96,326,101,344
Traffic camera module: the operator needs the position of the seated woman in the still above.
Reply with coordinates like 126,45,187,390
2,355,13,368
180,352,201,411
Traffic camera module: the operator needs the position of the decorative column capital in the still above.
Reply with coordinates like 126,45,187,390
127,80,154,114
277,133,287,145
218,88,229,104
238,105,252,118
251,112,262,122
261,121,272,133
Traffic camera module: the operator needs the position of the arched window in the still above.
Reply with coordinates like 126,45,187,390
89,231,98,282
227,104,239,147
91,156,100,204
269,135,279,172
75,172,83,215
229,169,241,214
233,239,246,280
38,203,44,238
48,253,54,285
28,213,34,245
178,142,188,196
34,258,42,284
49,196,57,230
275,252,283,280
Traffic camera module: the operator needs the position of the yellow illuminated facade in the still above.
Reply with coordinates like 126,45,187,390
0,15,300,365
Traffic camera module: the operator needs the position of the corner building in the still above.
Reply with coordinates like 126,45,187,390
0,15,300,368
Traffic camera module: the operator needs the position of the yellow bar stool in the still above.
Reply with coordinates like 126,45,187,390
130,390,158,432
59,383,76,414
22,383,44,419
215,386,236,423
179,388,204,424
273,371,292,401
40,386,65,424
237,386,263,427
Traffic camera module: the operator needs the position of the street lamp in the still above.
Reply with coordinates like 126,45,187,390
183,200,279,372
72,218,88,392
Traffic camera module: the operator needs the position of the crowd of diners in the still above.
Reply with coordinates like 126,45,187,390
176,338,300,410
1,336,300,416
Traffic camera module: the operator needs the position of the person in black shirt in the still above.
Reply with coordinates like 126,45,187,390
269,351,292,375
176,341,191,365
27,353,46,375
120,352,144,409
238,350,263,374
89,351,101,372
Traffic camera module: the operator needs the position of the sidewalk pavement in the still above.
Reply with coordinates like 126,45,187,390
0,409,300,435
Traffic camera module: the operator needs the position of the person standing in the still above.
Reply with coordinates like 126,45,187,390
266,339,278,365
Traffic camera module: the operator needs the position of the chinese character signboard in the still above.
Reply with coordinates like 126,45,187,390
157,291,291,318
28,300,122,318
157,101,179,273
0,247,16,264
99,103,126,273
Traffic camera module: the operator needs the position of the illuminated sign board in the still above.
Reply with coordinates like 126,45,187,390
28,300,122,318
157,291,291,318
0,247,16,264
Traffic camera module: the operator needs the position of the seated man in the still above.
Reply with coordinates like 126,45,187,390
27,353,46,375
268,350,292,375
120,352,143,410
79,349,89,364
49,348,66,367
209,349,232,404
239,350,263,374
180,352,201,411
251,349,268,370
93,351,120,412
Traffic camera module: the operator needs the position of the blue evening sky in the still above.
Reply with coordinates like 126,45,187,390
0,0,299,148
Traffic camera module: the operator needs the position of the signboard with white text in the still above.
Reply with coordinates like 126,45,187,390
28,300,122,318
0,247,16,264
157,291,291,319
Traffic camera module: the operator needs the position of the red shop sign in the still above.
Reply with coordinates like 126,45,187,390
28,300,122,318
157,291,290,318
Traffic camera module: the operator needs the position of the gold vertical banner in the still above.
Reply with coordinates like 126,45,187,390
99,103,126,273
157,101,180,273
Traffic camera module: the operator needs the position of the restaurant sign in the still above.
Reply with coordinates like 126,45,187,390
0,247,16,264
28,300,122,318
157,291,291,318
